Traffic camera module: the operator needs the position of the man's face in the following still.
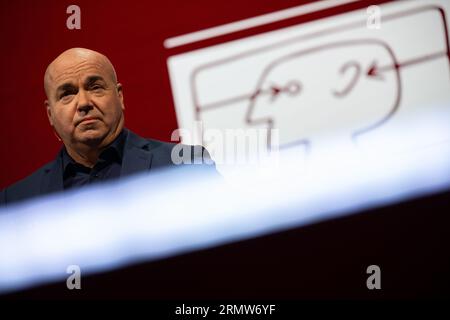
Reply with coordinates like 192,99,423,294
45,53,124,148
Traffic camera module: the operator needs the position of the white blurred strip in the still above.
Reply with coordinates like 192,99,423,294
1,108,450,294
163,0,360,48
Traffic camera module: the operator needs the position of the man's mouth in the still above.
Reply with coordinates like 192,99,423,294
78,117,99,125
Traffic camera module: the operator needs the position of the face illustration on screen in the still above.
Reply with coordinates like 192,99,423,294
169,0,450,171
247,40,400,151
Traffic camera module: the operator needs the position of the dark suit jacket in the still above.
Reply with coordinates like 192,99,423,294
0,129,216,206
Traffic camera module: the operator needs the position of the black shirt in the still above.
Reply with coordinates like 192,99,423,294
62,130,127,190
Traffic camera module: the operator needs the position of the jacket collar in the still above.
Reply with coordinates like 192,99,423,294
40,153,64,195
39,128,154,195
120,129,154,177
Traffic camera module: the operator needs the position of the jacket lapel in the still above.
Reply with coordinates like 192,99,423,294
40,152,64,195
39,129,154,196
120,129,154,177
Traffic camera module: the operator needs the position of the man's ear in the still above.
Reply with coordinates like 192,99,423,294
45,100,54,127
117,83,125,110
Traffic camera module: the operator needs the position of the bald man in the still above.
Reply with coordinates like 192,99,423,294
1,48,215,206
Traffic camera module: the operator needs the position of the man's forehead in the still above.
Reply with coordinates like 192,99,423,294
44,48,118,98
47,50,116,83
48,60,109,85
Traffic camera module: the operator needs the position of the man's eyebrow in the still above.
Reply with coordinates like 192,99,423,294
54,76,107,98
55,82,76,96
84,75,106,86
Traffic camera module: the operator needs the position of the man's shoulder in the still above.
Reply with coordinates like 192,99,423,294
127,130,213,165
1,161,56,206
142,136,177,152
1,131,218,206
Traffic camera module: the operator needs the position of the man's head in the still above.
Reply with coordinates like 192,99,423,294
44,48,125,151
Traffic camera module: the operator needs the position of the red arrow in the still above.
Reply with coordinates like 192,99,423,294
366,51,448,79
366,61,386,80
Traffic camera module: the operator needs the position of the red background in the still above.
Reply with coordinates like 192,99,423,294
0,0,388,189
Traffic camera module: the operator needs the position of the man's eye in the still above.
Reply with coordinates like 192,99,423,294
91,84,104,91
60,92,73,100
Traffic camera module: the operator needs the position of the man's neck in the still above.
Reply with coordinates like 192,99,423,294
65,129,123,168
65,145,104,168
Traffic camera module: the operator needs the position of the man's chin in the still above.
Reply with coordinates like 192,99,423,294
76,129,106,145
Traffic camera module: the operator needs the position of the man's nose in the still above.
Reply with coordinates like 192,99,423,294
77,89,94,115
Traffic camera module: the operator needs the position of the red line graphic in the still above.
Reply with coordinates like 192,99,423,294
188,5,450,151
367,51,448,79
